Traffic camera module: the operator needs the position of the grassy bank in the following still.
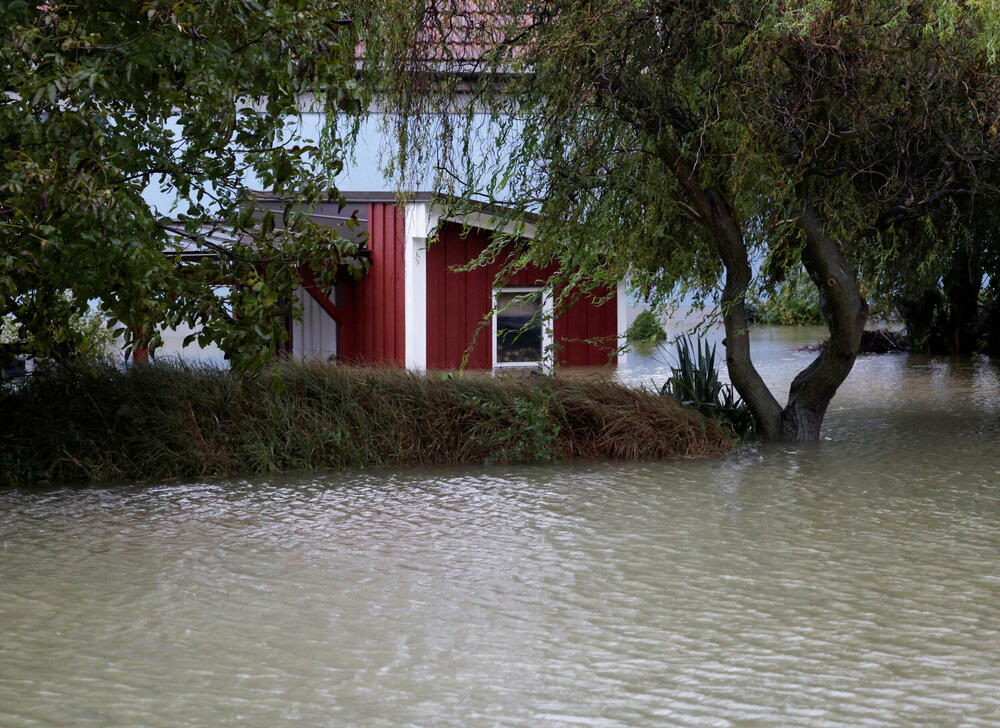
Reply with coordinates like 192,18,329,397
0,362,731,486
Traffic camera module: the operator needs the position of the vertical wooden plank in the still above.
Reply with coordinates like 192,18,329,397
579,291,597,366
338,281,357,361
372,204,382,362
553,288,568,366
587,294,599,366
373,209,380,362
459,230,473,368
434,224,448,368
603,288,615,365
587,295,601,364
385,205,403,366
566,295,578,365
357,204,370,361
570,295,585,365
461,229,482,370
571,296,583,366
483,244,502,371
394,204,405,365
379,204,390,363
588,293,600,366
444,225,462,368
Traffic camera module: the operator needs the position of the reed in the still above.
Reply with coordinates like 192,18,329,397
0,360,731,486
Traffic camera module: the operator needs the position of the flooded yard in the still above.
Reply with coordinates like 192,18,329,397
2,327,999,726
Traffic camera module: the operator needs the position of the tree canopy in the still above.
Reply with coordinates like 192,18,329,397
358,0,1000,440
1,0,367,371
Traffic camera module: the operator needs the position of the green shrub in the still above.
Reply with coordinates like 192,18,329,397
1,299,115,368
464,386,560,463
626,310,668,355
662,336,756,440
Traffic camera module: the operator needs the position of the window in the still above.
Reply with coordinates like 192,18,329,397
493,287,552,369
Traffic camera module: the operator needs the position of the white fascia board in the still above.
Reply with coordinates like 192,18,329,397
404,202,435,370
435,207,537,240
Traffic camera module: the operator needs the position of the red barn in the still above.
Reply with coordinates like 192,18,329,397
266,192,625,371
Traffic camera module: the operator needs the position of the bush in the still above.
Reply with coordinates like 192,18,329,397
626,310,668,355
0,360,731,485
662,336,756,440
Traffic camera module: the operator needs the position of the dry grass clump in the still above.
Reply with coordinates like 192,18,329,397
548,378,730,460
0,361,730,486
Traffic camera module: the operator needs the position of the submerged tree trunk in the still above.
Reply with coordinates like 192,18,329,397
687,190,866,441
702,190,785,442
688,193,866,440
780,201,868,440
943,242,982,355
659,145,784,439
660,145,866,442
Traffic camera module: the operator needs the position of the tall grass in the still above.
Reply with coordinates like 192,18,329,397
0,361,730,486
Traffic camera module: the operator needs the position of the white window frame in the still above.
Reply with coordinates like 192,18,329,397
492,286,554,370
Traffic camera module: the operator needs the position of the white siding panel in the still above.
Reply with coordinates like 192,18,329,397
291,286,338,361
404,202,432,370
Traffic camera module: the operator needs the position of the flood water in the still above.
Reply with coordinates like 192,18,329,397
2,327,999,726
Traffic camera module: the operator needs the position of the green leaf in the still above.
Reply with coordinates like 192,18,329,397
0,0,365,372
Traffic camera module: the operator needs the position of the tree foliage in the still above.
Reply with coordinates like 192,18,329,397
863,199,1000,353
358,0,1000,439
1,0,368,371
750,271,823,326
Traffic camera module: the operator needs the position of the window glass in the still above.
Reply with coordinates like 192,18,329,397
496,290,543,364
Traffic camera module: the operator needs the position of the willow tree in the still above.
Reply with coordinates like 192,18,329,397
357,0,1000,440
1,1,368,371
863,199,1000,355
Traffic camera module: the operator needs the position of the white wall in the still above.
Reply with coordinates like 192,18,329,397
153,323,228,366
403,202,435,370
292,287,338,361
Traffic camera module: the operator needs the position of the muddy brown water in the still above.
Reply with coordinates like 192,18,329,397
2,326,999,726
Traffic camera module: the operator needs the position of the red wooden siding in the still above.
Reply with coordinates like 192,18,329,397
427,223,494,369
338,203,405,364
426,221,617,370
553,288,618,367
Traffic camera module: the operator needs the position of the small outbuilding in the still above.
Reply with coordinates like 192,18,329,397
258,191,627,371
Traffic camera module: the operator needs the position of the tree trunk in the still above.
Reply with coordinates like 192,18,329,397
780,201,868,440
943,242,981,355
659,141,866,442
685,188,866,442
702,189,784,441
658,143,785,439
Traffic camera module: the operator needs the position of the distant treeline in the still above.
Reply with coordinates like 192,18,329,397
0,362,730,486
